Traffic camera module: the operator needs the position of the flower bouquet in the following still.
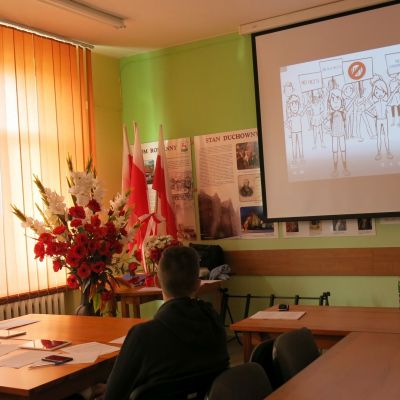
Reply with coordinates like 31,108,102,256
12,156,140,316
142,235,182,286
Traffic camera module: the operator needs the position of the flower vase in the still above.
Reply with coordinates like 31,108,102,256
75,290,97,316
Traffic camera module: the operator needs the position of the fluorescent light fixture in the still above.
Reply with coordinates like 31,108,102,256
239,0,388,34
38,0,126,29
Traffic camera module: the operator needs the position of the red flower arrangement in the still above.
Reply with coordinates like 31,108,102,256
12,156,140,316
143,235,182,274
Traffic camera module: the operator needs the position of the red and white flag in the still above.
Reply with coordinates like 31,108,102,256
129,123,150,248
152,125,177,238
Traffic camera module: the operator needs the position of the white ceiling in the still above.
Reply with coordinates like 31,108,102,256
0,0,389,58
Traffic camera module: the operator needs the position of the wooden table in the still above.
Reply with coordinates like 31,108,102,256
115,280,222,318
265,331,400,399
0,314,145,400
231,305,400,361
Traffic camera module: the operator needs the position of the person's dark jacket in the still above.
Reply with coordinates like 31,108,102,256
104,297,229,400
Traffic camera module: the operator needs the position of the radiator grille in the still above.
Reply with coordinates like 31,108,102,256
0,292,65,320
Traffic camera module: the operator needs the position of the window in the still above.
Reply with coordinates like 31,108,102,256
0,25,95,299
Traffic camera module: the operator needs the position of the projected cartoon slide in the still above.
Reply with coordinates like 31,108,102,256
280,44,400,182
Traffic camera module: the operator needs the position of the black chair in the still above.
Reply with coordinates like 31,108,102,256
206,362,273,400
249,337,282,390
272,327,320,383
129,369,222,400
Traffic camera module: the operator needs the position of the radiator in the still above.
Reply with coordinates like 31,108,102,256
0,292,65,321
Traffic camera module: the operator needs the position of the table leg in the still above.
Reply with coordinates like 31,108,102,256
120,298,130,318
242,332,253,362
132,303,141,318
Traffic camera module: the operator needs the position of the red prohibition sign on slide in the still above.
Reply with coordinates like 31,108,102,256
348,61,366,80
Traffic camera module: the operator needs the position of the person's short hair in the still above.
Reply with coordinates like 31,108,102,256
158,246,199,298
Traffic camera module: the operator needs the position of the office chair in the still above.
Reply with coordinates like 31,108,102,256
273,327,320,383
129,368,222,400
250,337,283,390
206,362,273,400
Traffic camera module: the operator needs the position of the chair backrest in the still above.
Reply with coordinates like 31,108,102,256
273,327,320,383
250,338,282,390
206,362,273,400
129,369,221,400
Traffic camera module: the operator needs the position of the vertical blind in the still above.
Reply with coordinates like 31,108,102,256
0,25,95,299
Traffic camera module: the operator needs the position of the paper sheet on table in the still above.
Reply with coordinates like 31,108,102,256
0,319,39,330
0,344,19,357
110,336,126,344
63,342,120,356
0,350,52,368
250,311,306,320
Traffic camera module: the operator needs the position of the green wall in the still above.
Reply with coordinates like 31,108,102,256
93,34,400,309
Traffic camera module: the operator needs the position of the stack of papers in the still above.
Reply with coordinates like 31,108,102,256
250,311,306,320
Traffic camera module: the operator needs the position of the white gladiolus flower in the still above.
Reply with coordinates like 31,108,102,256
45,188,66,215
76,194,90,207
93,183,105,204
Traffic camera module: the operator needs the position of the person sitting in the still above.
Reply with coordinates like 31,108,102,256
94,245,229,400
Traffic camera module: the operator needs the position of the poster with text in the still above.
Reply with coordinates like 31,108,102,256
194,129,278,239
142,138,196,240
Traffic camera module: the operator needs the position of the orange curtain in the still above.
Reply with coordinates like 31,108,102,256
0,26,95,298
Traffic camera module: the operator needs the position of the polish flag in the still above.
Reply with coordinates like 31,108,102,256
129,123,150,248
152,125,177,238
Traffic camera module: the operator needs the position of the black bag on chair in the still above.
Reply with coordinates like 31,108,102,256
189,243,224,271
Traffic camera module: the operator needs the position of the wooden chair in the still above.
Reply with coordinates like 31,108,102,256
206,362,273,400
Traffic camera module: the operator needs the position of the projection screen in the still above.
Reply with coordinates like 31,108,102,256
253,1,400,221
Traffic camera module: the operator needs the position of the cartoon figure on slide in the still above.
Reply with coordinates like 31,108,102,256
354,81,374,141
342,83,357,138
306,90,325,149
366,79,393,160
325,88,350,177
285,94,305,162
388,72,400,127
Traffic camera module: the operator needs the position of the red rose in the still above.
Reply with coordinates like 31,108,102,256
91,214,101,227
68,206,86,219
66,252,80,267
70,219,82,228
91,261,105,273
105,222,116,236
128,262,139,274
53,259,62,272
52,225,66,235
70,244,87,259
34,241,46,261
75,233,88,245
38,232,53,244
87,199,101,213
112,242,123,254
67,274,80,289
77,263,91,279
